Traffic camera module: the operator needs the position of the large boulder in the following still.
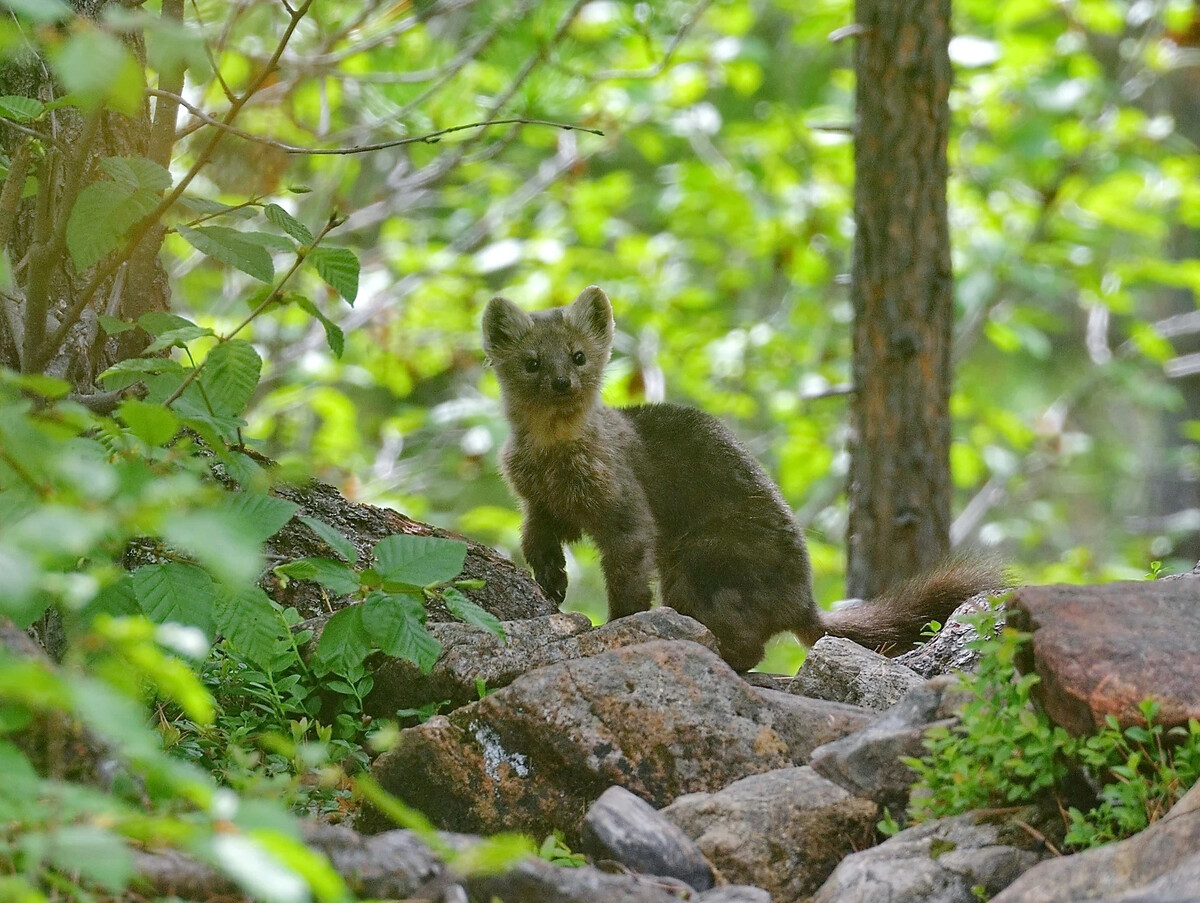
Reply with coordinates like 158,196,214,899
366,608,720,716
361,640,872,839
661,766,877,903
1008,579,1200,732
991,781,1200,903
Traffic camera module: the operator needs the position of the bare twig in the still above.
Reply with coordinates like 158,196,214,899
149,89,603,154
0,116,68,153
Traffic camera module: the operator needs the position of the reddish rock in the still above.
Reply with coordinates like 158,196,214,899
1008,579,1200,733
361,640,871,840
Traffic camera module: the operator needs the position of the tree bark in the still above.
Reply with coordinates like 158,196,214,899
846,0,954,599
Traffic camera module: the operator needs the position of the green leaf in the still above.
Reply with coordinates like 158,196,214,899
200,340,262,417
298,515,358,564
361,591,441,673
442,587,504,639
0,96,45,122
98,315,136,335
143,324,215,353
312,606,371,676
238,230,297,253
264,204,314,244
3,0,70,22
66,181,159,270
51,27,143,114
217,492,299,543
214,584,286,670
162,509,264,586
294,296,344,357
177,197,256,218
131,563,216,634
117,398,179,446
274,558,360,596
99,156,172,192
138,311,198,335
307,246,359,303
373,534,467,589
177,225,275,283
38,826,133,892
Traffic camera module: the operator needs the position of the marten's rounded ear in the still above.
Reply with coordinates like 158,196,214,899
565,285,613,346
482,296,534,357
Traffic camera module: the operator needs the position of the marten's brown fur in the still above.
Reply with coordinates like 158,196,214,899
483,286,1006,670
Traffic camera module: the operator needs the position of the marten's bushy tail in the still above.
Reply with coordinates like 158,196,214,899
805,556,1010,654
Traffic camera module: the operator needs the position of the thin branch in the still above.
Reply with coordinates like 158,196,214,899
0,116,68,154
148,0,186,168
149,89,604,154
592,0,715,80
32,0,315,373
163,214,342,409
0,137,32,252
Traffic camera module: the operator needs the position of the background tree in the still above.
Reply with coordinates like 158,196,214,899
846,0,955,598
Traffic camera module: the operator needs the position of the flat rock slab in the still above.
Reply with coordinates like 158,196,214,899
1008,579,1200,732
992,782,1200,903
366,608,720,715
362,640,871,840
813,811,1050,903
662,766,877,903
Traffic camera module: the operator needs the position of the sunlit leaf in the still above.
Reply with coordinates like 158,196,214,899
373,535,467,589
307,247,359,303
177,225,275,283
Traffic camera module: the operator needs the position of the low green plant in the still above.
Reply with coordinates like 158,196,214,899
906,608,1200,850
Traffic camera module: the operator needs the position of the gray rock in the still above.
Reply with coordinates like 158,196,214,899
581,785,714,890
789,636,925,711
463,855,692,902
809,675,967,810
366,607,720,716
361,640,872,840
694,887,774,903
662,766,878,903
894,595,1004,678
812,811,1049,903
992,781,1200,903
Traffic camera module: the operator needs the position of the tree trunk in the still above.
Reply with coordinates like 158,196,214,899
846,0,954,599
0,0,168,388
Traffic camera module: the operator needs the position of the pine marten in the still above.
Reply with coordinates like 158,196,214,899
483,285,1005,670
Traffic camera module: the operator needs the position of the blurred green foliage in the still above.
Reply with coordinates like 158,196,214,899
148,0,1199,672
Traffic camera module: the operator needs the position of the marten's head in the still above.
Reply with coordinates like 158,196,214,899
482,286,613,440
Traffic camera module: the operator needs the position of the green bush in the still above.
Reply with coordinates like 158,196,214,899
907,609,1200,850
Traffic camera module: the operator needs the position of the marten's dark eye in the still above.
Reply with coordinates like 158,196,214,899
525,358,540,373
572,351,586,366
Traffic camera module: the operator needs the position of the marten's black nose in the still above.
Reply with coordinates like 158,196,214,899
551,376,570,393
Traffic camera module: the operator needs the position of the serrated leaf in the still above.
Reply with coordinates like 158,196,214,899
144,324,215,353
117,397,179,446
307,246,359,304
177,225,274,283
99,156,172,192
131,563,215,634
238,230,296,253
312,606,371,676
0,96,45,122
138,311,198,335
177,196,256,218
163,509,263,586
40,826,133,892
67,181,159,270
217,492,299,543
442,587,505,639
294,296,344,357
264,204,314,244
361,591,441,673
373,534,467,588
298,515,358,564
98,315,136,335
214,584,286,670
199,340,261,417
274,558,360,596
